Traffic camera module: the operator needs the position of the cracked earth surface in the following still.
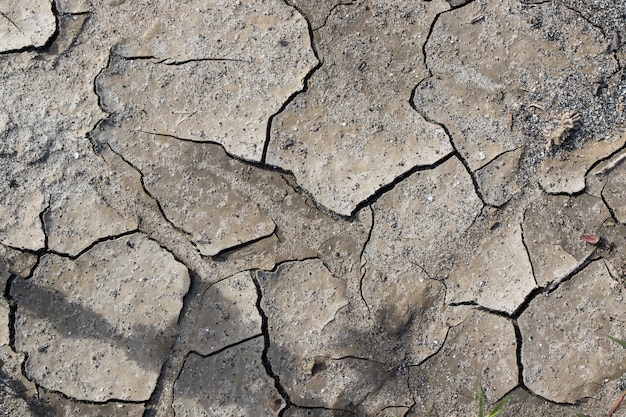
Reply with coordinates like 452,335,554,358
1,0,626,416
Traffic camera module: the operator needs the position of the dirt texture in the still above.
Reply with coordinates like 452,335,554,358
1,0,626,416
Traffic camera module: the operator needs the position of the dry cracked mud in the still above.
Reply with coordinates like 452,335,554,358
1,0,626,416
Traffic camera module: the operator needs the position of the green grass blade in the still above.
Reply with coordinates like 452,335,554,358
478,384,485,417
487,395,510,417
608,335,626,349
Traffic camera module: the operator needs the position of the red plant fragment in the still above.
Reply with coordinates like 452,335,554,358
580,233,600,245
608,389,626,417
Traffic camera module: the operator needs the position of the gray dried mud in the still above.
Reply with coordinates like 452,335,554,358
1,0,626,416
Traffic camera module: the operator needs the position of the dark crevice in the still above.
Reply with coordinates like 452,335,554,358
92,47,114,111
251,273,293,416
5,272,23,352
256,256,319,275
129,130,342,222
261,0,323,164
510,257,601,320
598,180,618,232
519,221,538,287
39,197,51,251
143,268,201,417
261,56,321,164
412,2,494,209
512,320,527,393
102,142,194,242
175,268,201,328
448,302,512,319
312,1,356,31
92,59,352,226
277,171,353,222
293,405,358,416
46,229,139,261
114,54,255,65
211,224,277,261
36,384,145,406
511,286,545,320
119,55,157,61
545,250,599,292
589,141,626,178
57,11,91,17
163,57,253,65
187,334,263,359
358,206,375,314
412,324,452,369
559,2,608,38
49,11,92,64
0,0,59,55
328,354,385,366
0,357,54,415
348,151,457,219
603,259,619,282
409,99,489,207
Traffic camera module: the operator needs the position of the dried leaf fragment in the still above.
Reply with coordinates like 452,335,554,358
580,233,600,245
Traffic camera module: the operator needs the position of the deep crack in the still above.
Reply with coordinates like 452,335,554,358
251,272,292,416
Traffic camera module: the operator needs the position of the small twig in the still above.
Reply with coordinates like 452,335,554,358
596,150,626,176
0,11,24,35
471,14,485,24
528,103,546,112
173,110,197,126
608,389,626,417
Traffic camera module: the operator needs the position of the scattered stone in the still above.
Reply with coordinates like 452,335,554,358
518,261,626,403
267,0,453,216
190,271,262,355
522,193,610,287
0,0,56,52
475,148,522,206
447,224,536,314
172,339,283,417
44,185,138,256
411,309,517,415
12,233,189,401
